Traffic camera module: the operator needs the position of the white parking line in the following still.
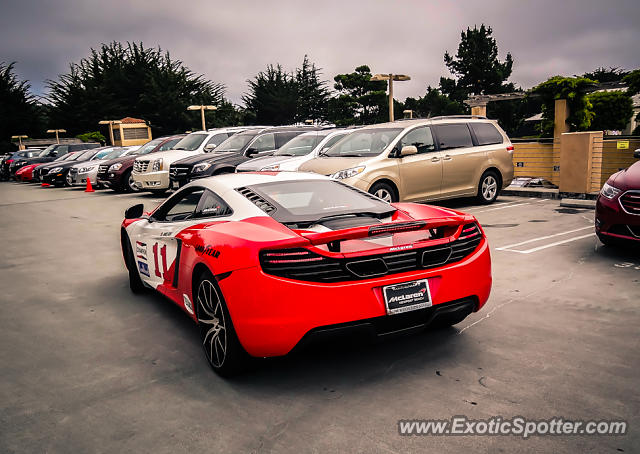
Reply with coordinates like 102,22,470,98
495,226,594,250
511,233,596,253
495,225,595,254
474,202,530,213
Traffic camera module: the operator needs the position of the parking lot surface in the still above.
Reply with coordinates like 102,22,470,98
1,182,639,453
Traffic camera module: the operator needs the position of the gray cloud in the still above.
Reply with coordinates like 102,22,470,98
1,0,638,105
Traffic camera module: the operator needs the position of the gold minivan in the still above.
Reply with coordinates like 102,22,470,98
298,116,514,204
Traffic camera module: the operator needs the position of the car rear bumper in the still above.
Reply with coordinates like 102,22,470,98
596,194,640,242
218,239,492,357
132,170,170,190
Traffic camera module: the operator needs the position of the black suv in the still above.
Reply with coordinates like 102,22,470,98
169,127,319,188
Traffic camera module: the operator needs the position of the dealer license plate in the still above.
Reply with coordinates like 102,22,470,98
383,279,432,315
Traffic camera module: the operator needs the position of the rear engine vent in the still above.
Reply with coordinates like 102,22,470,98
260,223,483,283
236,187,276,214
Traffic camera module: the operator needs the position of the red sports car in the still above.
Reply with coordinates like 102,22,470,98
15,163,40,182
595,149,640,244
121,172,492,375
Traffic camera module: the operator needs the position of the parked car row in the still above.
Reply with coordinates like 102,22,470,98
5,116,517,206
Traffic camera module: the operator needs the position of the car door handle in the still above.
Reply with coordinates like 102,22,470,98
431,157,440,162
443,155,452,161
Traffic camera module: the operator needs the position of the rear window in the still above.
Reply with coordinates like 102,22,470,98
433,124,473,150
245,179,394,226
470,122,504,146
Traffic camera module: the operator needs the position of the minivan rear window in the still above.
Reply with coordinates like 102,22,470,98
433,124,473,150
470,123,504,146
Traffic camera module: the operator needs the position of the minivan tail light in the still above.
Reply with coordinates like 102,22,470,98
506,145,514,154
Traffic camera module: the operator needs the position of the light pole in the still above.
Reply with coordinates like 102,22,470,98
11,135,28,150
187,105,217,131
47,129,66,144
370,73,411,122
98,120,122,146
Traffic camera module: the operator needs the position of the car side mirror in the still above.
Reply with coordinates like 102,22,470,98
203,144,216,152
124,203,144,219
400,145,418,157
246,147,258,157
634,149,640,159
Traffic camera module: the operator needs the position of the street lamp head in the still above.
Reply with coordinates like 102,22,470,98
98,120,121,125
370,74,390,81
11,135,28,139
188,105,217,111
392,75,411,81
47,129,66,133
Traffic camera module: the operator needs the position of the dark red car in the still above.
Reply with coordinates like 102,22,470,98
595,149,640,245
97,135,184,192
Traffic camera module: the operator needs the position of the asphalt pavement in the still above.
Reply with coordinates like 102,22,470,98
1,181,638,453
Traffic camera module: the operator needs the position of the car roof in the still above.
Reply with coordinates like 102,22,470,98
186,171,330,192
361,116,497,130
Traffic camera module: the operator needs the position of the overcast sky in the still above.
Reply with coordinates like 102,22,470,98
1,0,639,105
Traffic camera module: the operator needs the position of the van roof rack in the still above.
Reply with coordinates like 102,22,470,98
428,115,487,121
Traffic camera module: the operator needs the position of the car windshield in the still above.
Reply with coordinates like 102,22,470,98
172,134,208,151
103,148,126,160
214,133,257,152
131,139,163,155
74,150,97,161
273,133,325,156
248,179,395,226
323,128,402,157
39,145,57,156
157,138,182,152
93,149,114,160
57,153,76,162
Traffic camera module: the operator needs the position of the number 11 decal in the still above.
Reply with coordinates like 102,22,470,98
152,243,169,279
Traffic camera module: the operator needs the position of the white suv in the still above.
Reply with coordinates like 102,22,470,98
132,127,252,193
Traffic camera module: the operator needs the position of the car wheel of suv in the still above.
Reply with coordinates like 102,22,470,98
123,170,139,192
477,170,500,204
195,269,250,376
369,182,398,203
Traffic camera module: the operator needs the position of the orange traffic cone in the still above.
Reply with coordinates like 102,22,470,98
85,178,95,192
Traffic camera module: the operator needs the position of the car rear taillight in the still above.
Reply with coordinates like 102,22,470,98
506,145,514,154
459,223,481,240
6,159,13,164
260,248,325,264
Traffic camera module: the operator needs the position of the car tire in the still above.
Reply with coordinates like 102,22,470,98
369,181,398,203
122,169,140,193
195,269,251,377
121,231,147,294
477,170,500,204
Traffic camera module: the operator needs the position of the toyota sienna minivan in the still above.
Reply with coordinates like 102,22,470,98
298,116,514,204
